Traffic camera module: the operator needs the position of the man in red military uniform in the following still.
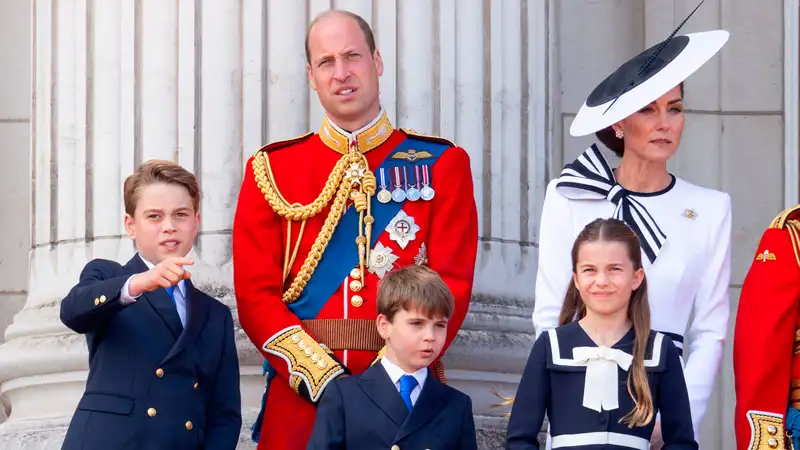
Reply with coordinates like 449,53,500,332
232,9,478,450
734,205,800,450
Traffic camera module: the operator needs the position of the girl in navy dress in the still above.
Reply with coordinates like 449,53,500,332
506,218,696,450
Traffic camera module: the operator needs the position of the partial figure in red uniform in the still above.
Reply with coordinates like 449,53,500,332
232,9,479,450
734,206,800,450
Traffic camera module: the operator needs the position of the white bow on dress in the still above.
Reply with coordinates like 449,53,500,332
572,346,633,413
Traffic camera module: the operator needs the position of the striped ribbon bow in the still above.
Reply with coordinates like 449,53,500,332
556,144,667,263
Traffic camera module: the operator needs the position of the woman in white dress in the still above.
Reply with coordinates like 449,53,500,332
531,27,731,447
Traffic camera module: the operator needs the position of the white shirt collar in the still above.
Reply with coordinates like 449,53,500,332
326,107,385,140
380,356,428,390
138,254,186,296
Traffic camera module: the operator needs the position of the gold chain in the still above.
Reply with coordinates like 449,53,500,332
252,149,377,303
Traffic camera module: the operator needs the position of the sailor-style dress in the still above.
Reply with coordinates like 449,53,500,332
532,146,732,434
506,322,697,449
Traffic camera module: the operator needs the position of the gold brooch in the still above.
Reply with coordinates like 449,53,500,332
682,209,697,220
756,249,777,262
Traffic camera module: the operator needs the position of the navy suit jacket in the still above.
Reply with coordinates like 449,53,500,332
307,363,478,450
60,255,242,450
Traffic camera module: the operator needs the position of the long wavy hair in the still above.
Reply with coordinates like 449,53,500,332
559,218,653,428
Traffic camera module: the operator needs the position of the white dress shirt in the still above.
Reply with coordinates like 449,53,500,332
120,254,188,327
532,175,732,436
380,357,428,407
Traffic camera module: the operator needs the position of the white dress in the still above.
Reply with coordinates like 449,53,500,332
532,146,732,436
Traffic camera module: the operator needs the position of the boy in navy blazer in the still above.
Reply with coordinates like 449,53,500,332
307,265,478,450
60,160,242,450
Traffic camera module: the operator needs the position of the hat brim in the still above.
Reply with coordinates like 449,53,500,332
569,29,729,137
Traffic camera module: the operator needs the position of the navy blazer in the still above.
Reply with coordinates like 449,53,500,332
60,255,242,450
506,322,696,450
307,363,477,450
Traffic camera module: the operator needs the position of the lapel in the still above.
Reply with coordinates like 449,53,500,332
357,364,410,428
161,279,210,365
394,369,449,442
124,255,183,340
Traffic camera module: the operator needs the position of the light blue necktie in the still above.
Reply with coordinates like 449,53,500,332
399,375,418,412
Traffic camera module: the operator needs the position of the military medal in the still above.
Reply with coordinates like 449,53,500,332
368,242,399,278
377,168,392,204
420,165,435,201
405,166,421,201
391,167,406,202
386,210,420,249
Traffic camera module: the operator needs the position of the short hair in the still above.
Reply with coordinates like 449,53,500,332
376,265,454,322
305,9,376,64
123,160,200,216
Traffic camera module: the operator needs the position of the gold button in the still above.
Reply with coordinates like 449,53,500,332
156,368,164,378
350,268,361,279
768,438,779,448
298,341,308,350
767,425,778,435
94,298,100,306
185,421,193,431
194,382,198,390
99,295,106,303
147,408,157,417
311,353,320,362
391,445,400,450
349,280,363,292
317,360,327,369
290,334,300,343
304,348,313,356
351,295,364,307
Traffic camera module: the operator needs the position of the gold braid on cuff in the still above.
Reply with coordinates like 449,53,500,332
745,411,785,450
263,326,344,403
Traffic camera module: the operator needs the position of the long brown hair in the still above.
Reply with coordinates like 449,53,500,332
559,218,653,428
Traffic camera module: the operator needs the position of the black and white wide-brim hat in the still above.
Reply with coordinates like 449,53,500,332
569,29,729,137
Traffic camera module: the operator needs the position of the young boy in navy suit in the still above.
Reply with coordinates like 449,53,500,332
60,160,242,450
307,265,478,450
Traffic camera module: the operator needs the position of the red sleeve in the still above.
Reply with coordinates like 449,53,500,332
233,154,343,403
427,146,479,354
734,224,800,449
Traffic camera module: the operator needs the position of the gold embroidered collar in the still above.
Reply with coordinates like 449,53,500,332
319,110,393,155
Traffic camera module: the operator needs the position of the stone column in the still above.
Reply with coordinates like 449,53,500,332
0,0,32,428
0,1,548,449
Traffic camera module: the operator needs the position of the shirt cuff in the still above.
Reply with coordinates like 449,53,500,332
120,275,142,305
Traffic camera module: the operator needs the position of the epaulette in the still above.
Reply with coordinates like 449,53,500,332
400,128,456,147
253,132,313,156
768,205,800,229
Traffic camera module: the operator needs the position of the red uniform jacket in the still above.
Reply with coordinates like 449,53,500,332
734,206,800,450
232,112,479,450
